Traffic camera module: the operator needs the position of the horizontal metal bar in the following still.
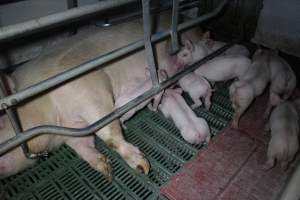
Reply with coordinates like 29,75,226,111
106,0,200,26
0,43,233,156
0,0,227,111
0,0,136,43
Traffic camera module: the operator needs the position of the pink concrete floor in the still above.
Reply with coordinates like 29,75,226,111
161,92,300,200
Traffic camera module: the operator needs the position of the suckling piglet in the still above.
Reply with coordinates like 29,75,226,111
178,72,213,110
194,55,251,83
229,49,270,128
159,88,210,144
115,69,168,124
264,101,299,169
264,50,297,119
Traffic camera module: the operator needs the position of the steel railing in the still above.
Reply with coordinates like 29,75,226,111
0,0,228,156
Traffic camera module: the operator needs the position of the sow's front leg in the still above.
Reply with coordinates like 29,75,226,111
79,73,150,175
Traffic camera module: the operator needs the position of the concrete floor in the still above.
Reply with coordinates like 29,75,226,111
161,92,300,200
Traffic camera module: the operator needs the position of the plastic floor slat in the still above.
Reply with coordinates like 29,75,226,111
0,84,233,200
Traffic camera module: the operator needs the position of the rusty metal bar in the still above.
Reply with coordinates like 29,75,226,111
142,0,159,87
0,0,227,111
0,43,233,156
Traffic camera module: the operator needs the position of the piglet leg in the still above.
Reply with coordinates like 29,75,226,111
190,95,202,109
204,92,212,110
148,90,164,112
264,92,281,120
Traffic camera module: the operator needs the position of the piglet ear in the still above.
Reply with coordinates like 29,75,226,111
145,67,150,78
183,39,194,52
202,31,214,48
158,69,168,81
256,48,262,53
202,31,210,39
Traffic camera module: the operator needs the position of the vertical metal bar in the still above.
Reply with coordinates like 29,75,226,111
142,0,159,87
170,0,180,54
0,75,46,159
0,76,28,155
67,0,78,36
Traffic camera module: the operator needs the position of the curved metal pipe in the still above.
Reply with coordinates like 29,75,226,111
0,0,137,43
0,0,227,111
0,43,233,156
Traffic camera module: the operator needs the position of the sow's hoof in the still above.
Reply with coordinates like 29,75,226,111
96,154,113,182
119,142,150,175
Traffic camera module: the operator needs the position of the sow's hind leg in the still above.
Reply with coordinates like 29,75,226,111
80,80,150,175
84,108,150,175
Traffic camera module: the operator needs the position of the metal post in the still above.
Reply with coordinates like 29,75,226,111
142,0,159,87
67,0,79,36
0,0,227,111
170,0,180,54
0,43,233,156
0,75,47,159
0,76,27,154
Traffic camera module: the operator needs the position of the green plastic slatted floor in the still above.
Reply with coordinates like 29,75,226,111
0,83,233,200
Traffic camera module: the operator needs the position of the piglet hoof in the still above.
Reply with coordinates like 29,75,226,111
191,104,199,109
262,159,275,171
263,125,270,134
230,121,239,130
205,135,211,143
96,154,113,182
121,123,128,130
281,161,290,171
204,105,211,111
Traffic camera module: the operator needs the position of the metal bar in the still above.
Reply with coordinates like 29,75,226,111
0,76,32,158
170,0,180,54
106,0,200,26
142,0,159,87
67,0,79,36
0,43,233,156
0,0,137,43
0,0,227,111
